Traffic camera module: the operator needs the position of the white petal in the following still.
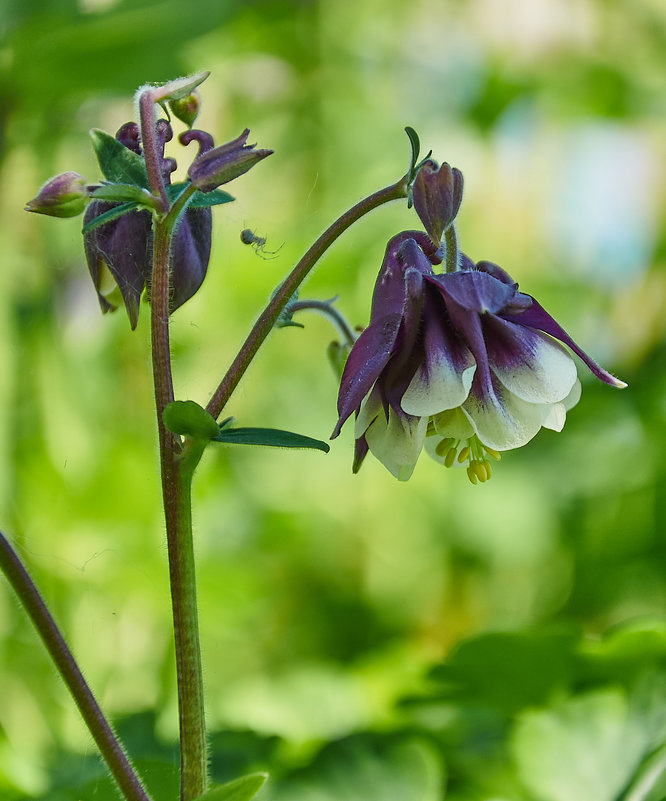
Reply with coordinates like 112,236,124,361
365,407,427,481
541,378,582,431
354,386,383,439
541,403,566,432
432,406,476,440
463,380,544,451
402,356,476,416
488,323,578,404
562,377,582,411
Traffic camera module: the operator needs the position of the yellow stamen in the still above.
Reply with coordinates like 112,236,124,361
457,446,470,463
484,446,501,461
435,437,455,457
444,447,457,468
483,460,492,479
473,460,488,482
466,465,478,484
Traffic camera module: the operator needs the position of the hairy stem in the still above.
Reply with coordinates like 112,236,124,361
444,224,459,273
0,531,152,801
151,216,208,801
206,175,409,419
138,90,169,213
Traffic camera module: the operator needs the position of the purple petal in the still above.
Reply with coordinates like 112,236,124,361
333,313,402,437
506,298,627,388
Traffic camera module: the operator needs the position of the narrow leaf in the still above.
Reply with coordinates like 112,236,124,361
213,427,330,453
92,183,160,209
163,400,221,440
194,772,267,801
90,128,150,188
81,201,139,234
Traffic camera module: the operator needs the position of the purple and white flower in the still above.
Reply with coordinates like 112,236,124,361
332,232,625,482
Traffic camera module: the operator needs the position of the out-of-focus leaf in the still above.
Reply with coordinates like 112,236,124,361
512,689,649,801
269,736,443,801
429,628,579,715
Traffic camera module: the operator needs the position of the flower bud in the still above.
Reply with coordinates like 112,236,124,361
187,129,273,193
25,171,89,218
169,92,201,128
412,160,463,245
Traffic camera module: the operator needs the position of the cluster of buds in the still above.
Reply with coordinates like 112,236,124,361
25,80,272,329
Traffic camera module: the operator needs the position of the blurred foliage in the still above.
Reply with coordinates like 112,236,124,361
1,0,665,799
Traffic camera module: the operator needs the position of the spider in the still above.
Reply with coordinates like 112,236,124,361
240,228,282,259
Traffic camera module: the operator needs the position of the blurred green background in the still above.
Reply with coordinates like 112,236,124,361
1,0,665,799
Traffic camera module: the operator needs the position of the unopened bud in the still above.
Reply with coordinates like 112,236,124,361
25,171,89,218
412,160,463,244
169,91,201,128
187,129,273,193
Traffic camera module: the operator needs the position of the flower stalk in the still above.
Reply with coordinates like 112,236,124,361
141,92,207,798
205,176,410,419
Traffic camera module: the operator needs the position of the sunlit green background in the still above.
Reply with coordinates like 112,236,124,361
1,0,665,799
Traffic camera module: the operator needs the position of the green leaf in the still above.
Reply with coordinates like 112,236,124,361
90,128,150,188
163,400,220,440
91,183,160,209
81,201,140,234
194,772,267,801
213,427,330,453
167,182,235,208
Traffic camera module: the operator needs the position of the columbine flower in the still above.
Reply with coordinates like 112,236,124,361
185,128,273,193
83,121,212,329
332,232,626,482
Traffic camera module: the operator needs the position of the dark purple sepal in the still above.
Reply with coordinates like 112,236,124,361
187,129,273,193
83,200,152,329
506,298,627,387
169,206,213,312
333,313,403,437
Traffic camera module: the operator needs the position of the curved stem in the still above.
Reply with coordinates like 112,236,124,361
206,175,409,419
0,531,152,801
289,299,357,346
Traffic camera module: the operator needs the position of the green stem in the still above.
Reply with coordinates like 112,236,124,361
0,531,152,801
151,216,207,801
205,175,409,419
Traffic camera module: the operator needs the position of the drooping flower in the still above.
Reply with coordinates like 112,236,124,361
332,232,626,482
83,121,212,329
